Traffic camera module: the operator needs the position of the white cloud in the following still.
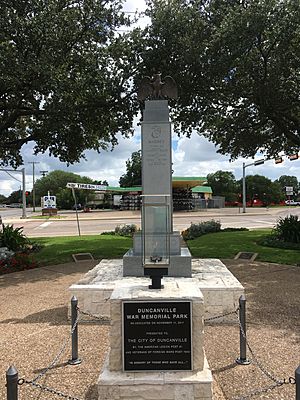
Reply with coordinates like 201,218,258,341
1,127,299,197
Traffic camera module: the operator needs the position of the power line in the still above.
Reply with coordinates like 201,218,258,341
0,168,22,183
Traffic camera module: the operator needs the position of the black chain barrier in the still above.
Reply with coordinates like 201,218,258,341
232,310,296,399
16,312,82,399
7,299,298,400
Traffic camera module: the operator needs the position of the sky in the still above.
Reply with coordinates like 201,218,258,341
0,0,299,197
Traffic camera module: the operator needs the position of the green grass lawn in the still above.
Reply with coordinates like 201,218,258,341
187,229,299,265
33,235,132,265
32,230,299,267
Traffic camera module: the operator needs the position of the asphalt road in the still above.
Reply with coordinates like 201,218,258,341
1,206,300,237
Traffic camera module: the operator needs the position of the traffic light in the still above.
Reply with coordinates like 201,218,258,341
274,157,283,164
25,191,30,196
289,153,299,161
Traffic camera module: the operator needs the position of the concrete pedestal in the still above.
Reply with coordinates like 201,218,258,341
97,280,212,400
98,356,213,400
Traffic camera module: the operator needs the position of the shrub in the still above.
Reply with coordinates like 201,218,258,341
0,224,29,251
273,215,300,244
114,224,138,237
258,236,300,250
0,224,42,253
182,220,221,240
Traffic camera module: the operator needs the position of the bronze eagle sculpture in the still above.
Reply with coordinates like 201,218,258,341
137,73,178,101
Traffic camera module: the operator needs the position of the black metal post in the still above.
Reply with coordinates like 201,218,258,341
6,366,18,400
236,295,251,365
144,268,168,289
68,296,81,365
296,365,300,400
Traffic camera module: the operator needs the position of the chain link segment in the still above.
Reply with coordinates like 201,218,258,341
77,307,111,324
19,378,82,400
232,381,283,400
204,307,239,322
32,312,80,383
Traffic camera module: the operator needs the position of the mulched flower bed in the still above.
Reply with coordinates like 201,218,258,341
0,252,38,275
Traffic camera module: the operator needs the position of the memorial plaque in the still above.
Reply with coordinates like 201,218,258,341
123,301,192,371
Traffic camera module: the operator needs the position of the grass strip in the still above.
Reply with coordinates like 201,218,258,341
187,229,299,265
32,230,299,267
33,234,132,265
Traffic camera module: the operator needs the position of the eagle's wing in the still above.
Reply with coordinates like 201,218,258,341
137,76,153,101
161,76,178,99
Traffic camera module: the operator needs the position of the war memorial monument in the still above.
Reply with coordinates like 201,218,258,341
69,74,244,399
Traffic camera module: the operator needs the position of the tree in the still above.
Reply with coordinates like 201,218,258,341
0,1,138,167
135,0,300,159
6,189,22,204
274,175,299,199
206,171,238,202
238,174,284,205
119,150,142,187
34,170,94,209
0,194,7,204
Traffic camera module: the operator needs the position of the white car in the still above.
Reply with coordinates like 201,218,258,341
285,200,300,206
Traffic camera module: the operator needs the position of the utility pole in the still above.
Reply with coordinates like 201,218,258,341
28,161,40,212
21,168,26,218
40,170,48,177
242,159,265,213
0,168,27,218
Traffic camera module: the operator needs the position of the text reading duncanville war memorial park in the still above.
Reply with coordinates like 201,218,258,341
123,301,192,371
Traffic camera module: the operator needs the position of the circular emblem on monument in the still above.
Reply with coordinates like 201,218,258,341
151,126,161,138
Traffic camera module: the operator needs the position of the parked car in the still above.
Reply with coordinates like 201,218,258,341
6,203,22,208
285,200,300,206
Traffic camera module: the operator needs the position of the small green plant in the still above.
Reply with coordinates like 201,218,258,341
272,215,300,244
0,224,29,251
182,220,221,240
114,224,138,237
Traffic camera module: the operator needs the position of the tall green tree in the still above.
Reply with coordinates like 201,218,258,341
206,171,238,202
274,175,299,199
238,174,284,205
119,150,142,187
6,189,22,204
135,0,300,159
0,194,7,204
0,0,138,167
34,170,94,209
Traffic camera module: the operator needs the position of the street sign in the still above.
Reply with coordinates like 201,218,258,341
285,186,293,193
254,159,265,166
66,183,107,191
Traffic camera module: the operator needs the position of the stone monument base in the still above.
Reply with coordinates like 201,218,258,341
98,355,213,400
69,259,244,323
123,247,192,277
